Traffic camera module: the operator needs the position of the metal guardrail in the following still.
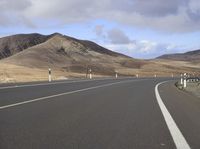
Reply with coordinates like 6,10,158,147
186,77,200,83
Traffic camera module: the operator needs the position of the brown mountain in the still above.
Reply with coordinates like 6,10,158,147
157,49,200,62
0,33,55,59
0,33,199,82
0,33,144,75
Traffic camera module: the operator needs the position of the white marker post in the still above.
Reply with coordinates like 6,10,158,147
171,73,174,78
183,73,187,88
136,74,139,78
48,68,52,82
89,69,92,79
115,71,118,79
154,74,157,78
180,74,183,85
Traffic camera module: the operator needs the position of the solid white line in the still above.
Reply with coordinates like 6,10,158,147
0,79,89,90
0,77,127,90
155,81,191,149
0,79,139,110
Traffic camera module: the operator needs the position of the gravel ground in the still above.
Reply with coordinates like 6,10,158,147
175,81,200,98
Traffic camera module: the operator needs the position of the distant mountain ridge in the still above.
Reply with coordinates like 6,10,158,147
157,49,200,62
0,33,54,59
0,33,140,75
0,33,128,59
0,32,199,78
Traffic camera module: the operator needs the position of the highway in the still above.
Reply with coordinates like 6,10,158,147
0,78,200,149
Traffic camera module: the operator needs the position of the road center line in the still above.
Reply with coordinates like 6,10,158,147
0,77,134,90
0,79,100,90
0,79,140,110
155,81,191,149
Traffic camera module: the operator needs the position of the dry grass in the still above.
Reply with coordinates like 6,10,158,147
0,62,84,83
0,58,200,83
0,62,114,83
176,81,200,98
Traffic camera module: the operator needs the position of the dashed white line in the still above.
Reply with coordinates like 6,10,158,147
155,81,191,149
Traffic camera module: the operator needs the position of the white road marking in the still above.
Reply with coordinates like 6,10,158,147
155,81,191,149
0,80,89,90
0,79,141,110
0,77,129,90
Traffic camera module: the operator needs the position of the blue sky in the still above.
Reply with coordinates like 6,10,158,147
0,0,200,59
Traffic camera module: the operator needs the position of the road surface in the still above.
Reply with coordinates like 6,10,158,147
0,78,200,149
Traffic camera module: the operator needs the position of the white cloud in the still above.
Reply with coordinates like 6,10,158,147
0,0,200,32
132,0,186,17
189,0,200,14
105,40,186,59
107,28,131,44
137,40,157,53
93,27,187,58
0,0,31,11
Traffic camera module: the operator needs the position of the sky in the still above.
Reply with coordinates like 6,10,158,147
0,0,200,59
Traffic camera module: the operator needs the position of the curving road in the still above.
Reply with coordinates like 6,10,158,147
0,78,199,149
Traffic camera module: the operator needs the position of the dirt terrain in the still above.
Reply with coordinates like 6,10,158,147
0,33,199,82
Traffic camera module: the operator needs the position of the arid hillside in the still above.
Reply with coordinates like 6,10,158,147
157,49,200,63
0,33,55,59
1,33,144,74
0,33,199,82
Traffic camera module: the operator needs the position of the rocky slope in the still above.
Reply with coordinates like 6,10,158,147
0,33,144,75
0,33,54,59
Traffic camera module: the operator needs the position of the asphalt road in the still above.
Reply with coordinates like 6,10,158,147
0,77,199,149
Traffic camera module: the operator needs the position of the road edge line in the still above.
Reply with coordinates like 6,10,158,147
155,81,191,149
